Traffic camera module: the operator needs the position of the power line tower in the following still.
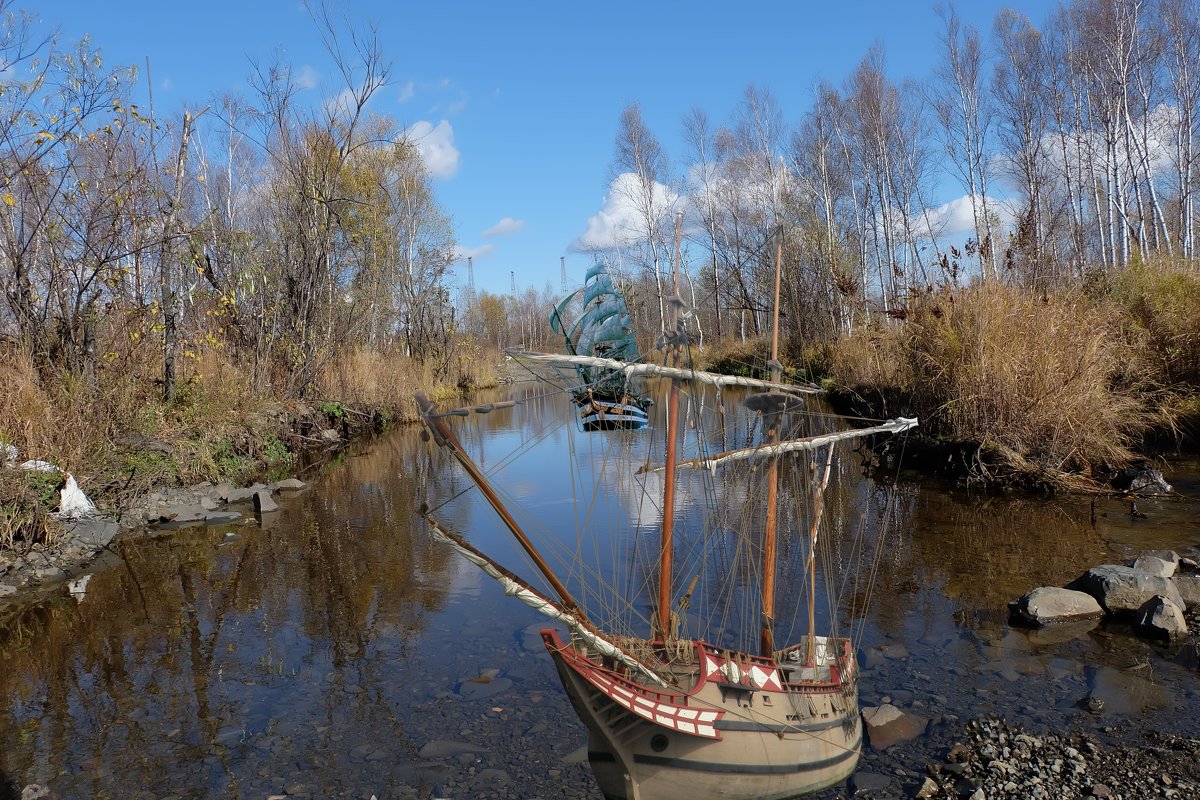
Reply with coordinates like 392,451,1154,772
510,270,516,296
560,256,567,294
461,255,477,311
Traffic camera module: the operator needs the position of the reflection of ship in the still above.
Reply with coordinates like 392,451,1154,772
549,263,651,431
416,246,917,799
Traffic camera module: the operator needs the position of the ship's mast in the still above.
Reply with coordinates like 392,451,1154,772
656,214,684,641
415,392,590,628
760,233,784,655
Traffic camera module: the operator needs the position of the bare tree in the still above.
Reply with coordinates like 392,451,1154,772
933,4,998,279
612,101,674,334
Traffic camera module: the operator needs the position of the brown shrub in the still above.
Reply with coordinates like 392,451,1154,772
829,284,1158,483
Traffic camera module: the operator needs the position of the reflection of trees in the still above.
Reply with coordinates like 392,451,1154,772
0,425,462,796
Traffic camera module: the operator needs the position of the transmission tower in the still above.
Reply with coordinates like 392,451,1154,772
560,256,567,294
511,270,516,295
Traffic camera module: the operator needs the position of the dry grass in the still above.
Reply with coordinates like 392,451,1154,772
316,343,504,417
1110,260,1200,432
829,284,1159,485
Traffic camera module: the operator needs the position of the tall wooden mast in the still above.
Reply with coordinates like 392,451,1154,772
760,232,784,655
415,391,590,628
656,214,684,641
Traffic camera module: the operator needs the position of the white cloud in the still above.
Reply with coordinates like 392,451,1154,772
404,120,459,179
295,65,318,90
398,81,414,102
455,243,495,261
572,173,679,252
926,195,981,239
483,218,526,237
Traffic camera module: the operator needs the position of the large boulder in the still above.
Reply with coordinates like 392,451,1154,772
1173,575,1200,610
1010,587,1104,627
1109,464,1172,494
1066,565,1185,615
1133,595,1188,642
861,703,927,749
1132,550,1178,578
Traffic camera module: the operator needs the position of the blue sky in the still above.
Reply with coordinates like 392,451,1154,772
25,0,1059,296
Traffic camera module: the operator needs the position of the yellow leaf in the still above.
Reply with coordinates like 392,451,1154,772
2,193,13,207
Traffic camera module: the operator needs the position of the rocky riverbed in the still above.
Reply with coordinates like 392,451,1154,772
0,477,309,608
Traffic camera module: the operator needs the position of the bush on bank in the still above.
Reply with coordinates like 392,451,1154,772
826,263,1200,489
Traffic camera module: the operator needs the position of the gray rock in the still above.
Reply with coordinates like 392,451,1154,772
213,482,235,501
20,785,55,800
225,488,259,503
861,703,928,749
200,496,220,511
1011,587,1104,626
253,491,279,513
67,519,119,548
33,566,67,585
272,478,308,492
1172,575,1200,610
850,771,896,793
1133,595,1188,642
0,583,17,597
204,511,242,525
167,505,207,524
1066,564,1185,615
319,428,340,443
1132,553,1176,577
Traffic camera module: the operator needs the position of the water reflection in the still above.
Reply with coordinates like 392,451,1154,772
0,386,1198,799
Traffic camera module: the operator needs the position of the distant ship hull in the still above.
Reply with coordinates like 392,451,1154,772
542,630,861,800
576,394,650,431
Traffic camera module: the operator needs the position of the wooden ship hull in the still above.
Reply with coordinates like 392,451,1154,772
575,392,650,431
542,629,862,800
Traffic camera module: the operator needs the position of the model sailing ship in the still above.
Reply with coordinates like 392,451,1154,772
549,262,651,430
416,243,917,800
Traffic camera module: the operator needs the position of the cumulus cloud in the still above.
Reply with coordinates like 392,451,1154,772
572,173,680,252
405,120,460,179
483,218,526,237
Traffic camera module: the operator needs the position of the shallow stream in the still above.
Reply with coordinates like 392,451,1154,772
1,386,1198,799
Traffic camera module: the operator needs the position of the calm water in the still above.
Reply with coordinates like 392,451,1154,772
2,385,1199,799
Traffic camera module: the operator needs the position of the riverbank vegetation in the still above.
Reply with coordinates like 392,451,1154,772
580,0,1200,489
6,0,1200,559
0,3,499,549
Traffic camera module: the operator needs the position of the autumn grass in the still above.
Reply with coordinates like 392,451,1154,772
315,340,504,417
0,331,504,551
827,282,1168,488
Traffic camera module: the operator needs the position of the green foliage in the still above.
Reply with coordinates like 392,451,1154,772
317,401,345,420
211,440,253,483
0,471,59,550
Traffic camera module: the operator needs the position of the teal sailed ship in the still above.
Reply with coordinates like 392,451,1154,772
549,263,651,431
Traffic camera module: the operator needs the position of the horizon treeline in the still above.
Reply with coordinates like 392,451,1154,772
601,0,1200,357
